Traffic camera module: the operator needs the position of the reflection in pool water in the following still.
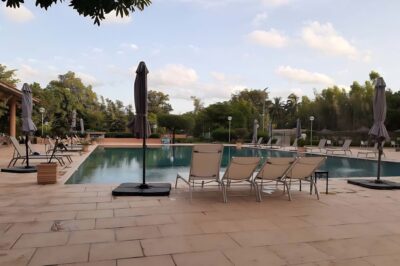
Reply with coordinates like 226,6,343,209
66,146,400,184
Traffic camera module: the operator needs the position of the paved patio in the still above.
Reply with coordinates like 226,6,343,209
0,143,400,265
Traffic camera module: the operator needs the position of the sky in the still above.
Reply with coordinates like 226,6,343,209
1,0,400,113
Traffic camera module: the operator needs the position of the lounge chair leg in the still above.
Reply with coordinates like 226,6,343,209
175,176,179,188
285,182,292,201
313,178,320,200
201,181,204,188
189,184,192,202
254,182,261,202
221,182,227,203
299,180,302,191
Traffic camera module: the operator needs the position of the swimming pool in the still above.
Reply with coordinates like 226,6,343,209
66,146,400,184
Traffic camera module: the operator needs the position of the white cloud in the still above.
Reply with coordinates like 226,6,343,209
301,21,370,61
260,0,290,7
252,12,268,27
120,43,139,51
76,72,101,86
1,5,34,23
130,44,139,50
248,29,288,48
148,64,247,104
276,65,335,86
151,64,198,89
91,47,103,53
103,10,132,24
174,0,289,8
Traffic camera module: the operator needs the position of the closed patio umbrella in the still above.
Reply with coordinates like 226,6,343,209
296,118,301,139
71,110,77,131
369,77,390,183
21,83,37,168
80,118,84,134
268,121,273,148
252,119,259,144
348,77,400,189
112,61,170,196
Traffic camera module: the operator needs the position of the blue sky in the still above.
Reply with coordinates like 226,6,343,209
1,0,400,113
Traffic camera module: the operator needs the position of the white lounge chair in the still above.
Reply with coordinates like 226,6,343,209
325,139,352,155
289,139,298,151
7,136,65,167
306,139,326,153
357,143,385,158
175,144,223,201
221,156,261,203
253,157,297,201
284,156,327,201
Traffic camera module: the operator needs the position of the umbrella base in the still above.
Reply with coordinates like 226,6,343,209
112,183,171,196
348,179,400,190
1,166,37,173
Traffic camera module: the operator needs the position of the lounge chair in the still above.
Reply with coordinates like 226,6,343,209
306,139,326,153
284,156,327,201
357,143,385,158
175,144,223,201
264,137,281,149
325,139,352,155
30,140,73,163
245,137,263,147
48,137,83,152
253,157,296,201
221,156,261,203
7,136,65,167
289,139,298,151
271,137,282,149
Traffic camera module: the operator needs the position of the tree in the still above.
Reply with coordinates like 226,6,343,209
2,0,152,25
231,89,268,115
0,64,19,86
158,114,192,143
190,96,204,114
148,90,172,115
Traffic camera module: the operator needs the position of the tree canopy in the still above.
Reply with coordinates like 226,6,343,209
2,0,152,25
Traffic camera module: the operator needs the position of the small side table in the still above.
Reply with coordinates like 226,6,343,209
314,170,329,194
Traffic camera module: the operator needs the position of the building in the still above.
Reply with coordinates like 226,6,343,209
0,81,39,137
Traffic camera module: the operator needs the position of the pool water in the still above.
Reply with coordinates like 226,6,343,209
66,146,400,184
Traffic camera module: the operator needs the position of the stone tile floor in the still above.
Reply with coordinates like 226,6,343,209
0,144,399,265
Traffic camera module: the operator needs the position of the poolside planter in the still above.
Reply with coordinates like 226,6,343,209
82,145,89,152
36,162,58,184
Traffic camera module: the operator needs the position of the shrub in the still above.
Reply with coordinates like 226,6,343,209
211,128,230,142
105,132,134,138
149,133,160,138
234,128,248,141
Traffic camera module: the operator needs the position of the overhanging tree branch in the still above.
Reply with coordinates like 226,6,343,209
2,0,152,25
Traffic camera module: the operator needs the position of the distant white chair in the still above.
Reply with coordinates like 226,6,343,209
358,143,386,158
326,139,352,155
360,140,368,149
306,139,326,153
391,141,397,148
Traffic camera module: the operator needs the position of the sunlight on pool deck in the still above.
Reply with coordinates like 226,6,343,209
1,143,400,265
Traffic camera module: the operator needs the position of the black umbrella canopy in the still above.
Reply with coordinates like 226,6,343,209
369,77,390,141
369,77,390,182
128,62,151,138
21,83,37,168
21,83,37,134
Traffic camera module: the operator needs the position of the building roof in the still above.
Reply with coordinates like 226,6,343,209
0,81,39,103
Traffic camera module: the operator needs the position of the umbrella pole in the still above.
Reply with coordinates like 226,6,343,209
141,115,147,188
25,134,30,168
377,140,382,183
